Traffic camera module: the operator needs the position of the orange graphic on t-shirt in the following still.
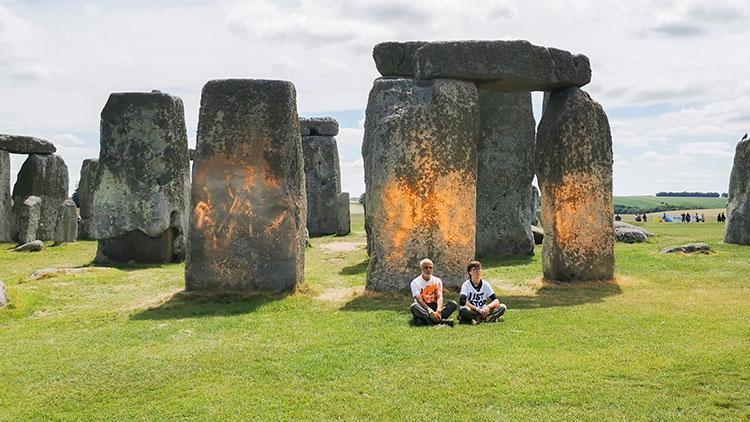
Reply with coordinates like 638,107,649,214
420,284,440,304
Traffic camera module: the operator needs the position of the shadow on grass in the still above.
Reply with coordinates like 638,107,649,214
339,279,622,312
131,290,283,320
339,258,369,276
75,259,180,273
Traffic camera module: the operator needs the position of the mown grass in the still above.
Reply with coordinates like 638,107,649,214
1,209,748,419
614,195,727,214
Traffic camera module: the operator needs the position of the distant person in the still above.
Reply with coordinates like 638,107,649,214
695,213,700,223
458,261,506,324
686,213,691,223
410,258,457,327
635,214,642,222
642,214,648,222
662,212,668,221
615,214,622,222
701,213,706,223
681,213,686,222
717,213,722,223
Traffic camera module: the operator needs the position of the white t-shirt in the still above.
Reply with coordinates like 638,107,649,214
460,279,495,308
410,275,443,305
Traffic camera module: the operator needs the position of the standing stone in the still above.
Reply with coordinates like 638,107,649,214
530,185,541,226
0,151,11,242
337,192,351,236
0,280,7,308
77,158,98,240
372,41,427,77
725,137,750,244
186,79,306,293
16,196,41,245
12,154,68,241
536,87,614,281
300,117,339,136
92,91,190,263
363,78,479,291
303,134,341,236
0,134,56,154
476,90,536,257
54,199,77,243
414,40,591,92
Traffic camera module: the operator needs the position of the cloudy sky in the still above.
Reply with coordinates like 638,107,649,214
1,0,748,197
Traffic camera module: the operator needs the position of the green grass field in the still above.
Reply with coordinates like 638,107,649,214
1,206,749,419
614,196,727,214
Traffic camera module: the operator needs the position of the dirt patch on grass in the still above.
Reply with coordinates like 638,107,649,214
320,241,365,253
315,285,365,304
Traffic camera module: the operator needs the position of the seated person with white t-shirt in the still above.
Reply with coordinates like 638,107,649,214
409,258,457,327
458,260,507,324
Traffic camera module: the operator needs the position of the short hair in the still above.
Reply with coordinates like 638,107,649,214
419,258,433,268
467,260,482,274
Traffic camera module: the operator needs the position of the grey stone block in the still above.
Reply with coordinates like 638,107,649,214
300,117,339,136
12,154,68,241
0,134,56,154
373,41,427,77
54,198,77,243
78,158,98,240
15,196,41,245
363,77,479,291
724,138,750,244
0,151,11,242
303,135,341,236
186,79,306,293
337,192,350,236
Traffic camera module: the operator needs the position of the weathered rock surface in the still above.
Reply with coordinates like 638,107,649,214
12,240,44,252
186,79,306,293
300,117,339,136
0,134,56,154
531,225,544,245
536,87,614,281
476,90,536,257
54,199,77,243
0,280,6,307
189,148,195,161
92,91,190,263
15,196,41,245
661,243,711,254
373,41,427,77
337,192,351,236
614,221,652,243
303,135,341,236
0,151,11,242
12,154,68,241
725,138,750,244
530,185,541,226
77,158,98,240
363,77,479,291
414,40,591,92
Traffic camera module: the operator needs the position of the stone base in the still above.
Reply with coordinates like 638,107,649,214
96,229,176,264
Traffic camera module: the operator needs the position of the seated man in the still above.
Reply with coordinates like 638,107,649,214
458,261,507,324
409,258,457,327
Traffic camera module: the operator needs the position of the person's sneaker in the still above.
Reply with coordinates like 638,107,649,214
438,319,455,327
486,305,507,323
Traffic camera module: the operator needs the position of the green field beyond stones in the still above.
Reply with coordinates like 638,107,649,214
614,195,728,215
1,205,749,419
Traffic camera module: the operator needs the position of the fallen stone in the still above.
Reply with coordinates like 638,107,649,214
15,196,41,245
54,198,77,243
0,134,56,154
363,77,479,291
12,240,44,252
303,135,341,236
337,192,351,236
414,40,591,92
536,87,614,281
26,267,112,282
300,117,339,136
724,137,750,244
614,221,653,243
186,79,306,293
531,225,544,245
476,90,536,257
92,91,190,263
0,151,11,242
77,159,98,240
373,41,427,77
661,243,711,254
12,154,68,241
0,280,7,308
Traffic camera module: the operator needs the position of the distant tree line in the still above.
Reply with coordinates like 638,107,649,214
655,191,720,198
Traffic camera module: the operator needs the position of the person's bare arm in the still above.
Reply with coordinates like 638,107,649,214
414,295,440,320
436,287,444,313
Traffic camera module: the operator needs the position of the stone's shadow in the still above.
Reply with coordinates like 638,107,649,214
338,258,369,276
504,279,622,309
131,290,283,320
339,279,622,312
76,259,178,272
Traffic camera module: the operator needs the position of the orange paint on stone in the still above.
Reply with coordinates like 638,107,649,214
550,172,611,256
